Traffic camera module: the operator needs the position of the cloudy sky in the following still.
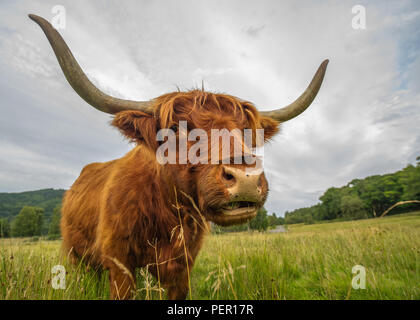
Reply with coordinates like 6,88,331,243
0,0,419,216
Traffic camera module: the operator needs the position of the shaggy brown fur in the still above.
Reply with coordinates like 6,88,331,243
61,90,280,299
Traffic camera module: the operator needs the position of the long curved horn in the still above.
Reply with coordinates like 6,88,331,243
28,14,154,115
260,59,329,122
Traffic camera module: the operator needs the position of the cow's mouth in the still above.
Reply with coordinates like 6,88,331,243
209,201,259,226
220,201,258,216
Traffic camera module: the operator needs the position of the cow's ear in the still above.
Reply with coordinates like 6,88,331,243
112,111,158,149
260,116,280,141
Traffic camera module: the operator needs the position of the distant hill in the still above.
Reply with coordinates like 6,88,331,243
0,189,66,232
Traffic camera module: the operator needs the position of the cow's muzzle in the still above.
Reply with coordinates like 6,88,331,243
219,166,265,217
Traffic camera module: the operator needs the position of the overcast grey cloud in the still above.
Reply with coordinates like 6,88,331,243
0,0,419,216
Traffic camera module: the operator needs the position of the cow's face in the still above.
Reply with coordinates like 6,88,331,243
112,91,280,226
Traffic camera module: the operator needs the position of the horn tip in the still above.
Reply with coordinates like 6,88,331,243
28,13,38,21
28,13,48,26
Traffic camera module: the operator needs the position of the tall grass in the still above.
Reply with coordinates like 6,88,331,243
1,212,419,300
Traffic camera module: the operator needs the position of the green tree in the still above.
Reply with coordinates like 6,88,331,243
250,207,269,231
304,215,315,224
352,176,389,216
340,195,368,220
48,205,61,237
11,206,44,237
268,213,284,226
319,187,343,220
0,218,10,237
399,164,420,201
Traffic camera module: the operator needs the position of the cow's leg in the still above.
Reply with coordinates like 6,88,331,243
103,255,136,300
154,260,190,300
166,270,189,300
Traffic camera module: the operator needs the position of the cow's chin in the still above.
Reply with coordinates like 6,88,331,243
207,202,259,226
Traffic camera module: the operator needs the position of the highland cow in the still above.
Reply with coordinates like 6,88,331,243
29,14,328,299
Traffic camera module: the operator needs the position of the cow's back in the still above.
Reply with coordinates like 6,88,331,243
61,160,116,266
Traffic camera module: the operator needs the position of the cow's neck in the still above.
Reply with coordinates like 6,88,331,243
128,145,208,241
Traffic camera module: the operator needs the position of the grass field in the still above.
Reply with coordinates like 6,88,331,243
1,211,419,300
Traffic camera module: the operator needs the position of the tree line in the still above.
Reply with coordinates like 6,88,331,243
213,207,285,233
0,205,61,239
285,157,420,224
